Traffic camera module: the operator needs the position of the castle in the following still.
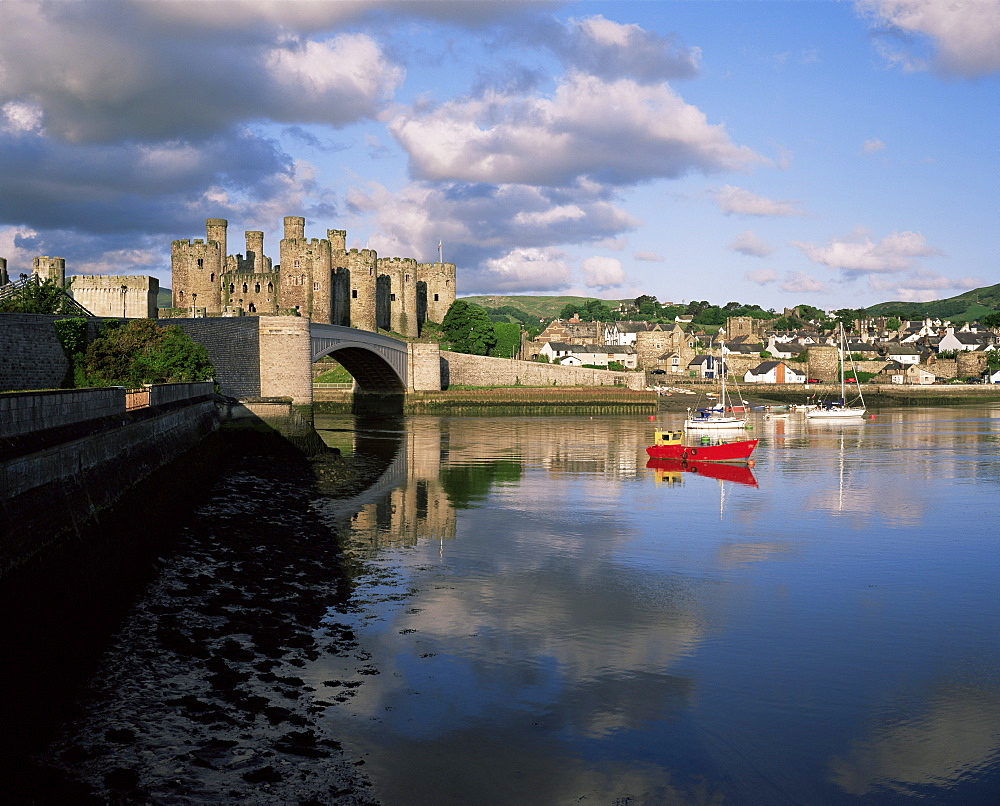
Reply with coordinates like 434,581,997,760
166,217,457,336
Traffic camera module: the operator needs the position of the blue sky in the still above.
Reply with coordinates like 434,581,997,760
0,0,996,312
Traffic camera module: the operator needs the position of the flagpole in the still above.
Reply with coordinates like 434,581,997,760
437,240,443,263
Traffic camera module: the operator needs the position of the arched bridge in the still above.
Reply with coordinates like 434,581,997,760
310,323,408,393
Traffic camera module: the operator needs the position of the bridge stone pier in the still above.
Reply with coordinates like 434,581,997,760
164,317,441,408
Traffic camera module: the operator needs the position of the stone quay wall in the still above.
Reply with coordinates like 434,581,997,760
441,351,645,390
0,387,125,439
0,390,219,576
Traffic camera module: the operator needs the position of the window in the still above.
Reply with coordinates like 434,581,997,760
267,282,273,294
242,283,248,293
197,259,203,267
352,289,358,299
313,282,320,291
229,283,235,294
255,283,260,293
433,294,439,301
294,260,300,268
210,273,215,283
390,293,396,301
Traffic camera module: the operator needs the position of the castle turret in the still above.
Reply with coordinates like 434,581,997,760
206,218,228,263
377,257,419,337
33,256,66,285
284,216,306,241
0,257,8,286
348,249,378,331
418,261,456,326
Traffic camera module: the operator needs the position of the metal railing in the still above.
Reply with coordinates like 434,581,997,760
124,388,150,411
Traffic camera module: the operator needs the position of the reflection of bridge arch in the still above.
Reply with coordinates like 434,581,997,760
310,324,407,394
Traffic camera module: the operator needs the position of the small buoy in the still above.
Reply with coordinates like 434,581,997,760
648,415,656,421
747,459,756,468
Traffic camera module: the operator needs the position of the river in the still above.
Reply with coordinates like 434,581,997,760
5,404,1000,804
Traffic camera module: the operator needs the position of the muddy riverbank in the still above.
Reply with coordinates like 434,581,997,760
1,428,382,805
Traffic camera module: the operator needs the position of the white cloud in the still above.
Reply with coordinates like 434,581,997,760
0,225,39,276
856,0,1000,77
390,73,763,186
0,101,44,135
634,251,664,263
869,271,986,300
470,248,575,293
780,271,827,293
354,179,640,279
746,268,778,285
729,229,775,257
792,229,942,274
862,138,886,154
713,185,805,217
581,256,626,289
553,15,702,82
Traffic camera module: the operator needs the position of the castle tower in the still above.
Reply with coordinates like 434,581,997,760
377,257,419,337
418,261,456,326
245,231,265,273
277,216,335,323
0,257,8,286
33,257,66,285
347,249,378,331
171,218,227,312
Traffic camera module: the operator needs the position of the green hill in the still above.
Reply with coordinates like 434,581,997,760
864,283,1000,323
460,295,631,322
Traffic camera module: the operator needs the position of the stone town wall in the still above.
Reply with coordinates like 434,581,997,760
159,316,259,399
0,313,72,391
957,352,986,378
807,345,840,383
441,351,645,390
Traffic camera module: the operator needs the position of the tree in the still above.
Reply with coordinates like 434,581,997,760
441,300,497,356
0,277,79,314
82,319,214,387
490,322,522,358
980,311,1000,328
886,317,902,331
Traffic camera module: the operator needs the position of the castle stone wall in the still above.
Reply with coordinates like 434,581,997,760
0,387,125,439
70,275,159,318
808,345,840,383
159,317,260,400
408,342,442,391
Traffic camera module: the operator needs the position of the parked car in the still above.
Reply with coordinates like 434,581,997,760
966,376,983,384
807,378,821,383
845,377,857,383
650,369,666,375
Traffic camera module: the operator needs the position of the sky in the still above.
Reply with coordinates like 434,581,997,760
0,0,997,313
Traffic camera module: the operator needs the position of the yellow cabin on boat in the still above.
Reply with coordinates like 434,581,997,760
652,430,684,446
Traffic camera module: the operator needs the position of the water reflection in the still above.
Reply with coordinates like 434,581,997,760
310,407,1000,804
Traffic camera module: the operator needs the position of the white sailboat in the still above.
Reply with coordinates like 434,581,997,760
806,322,867,421
686,335,747,430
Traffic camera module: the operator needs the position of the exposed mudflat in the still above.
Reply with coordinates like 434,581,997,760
41,441,383,805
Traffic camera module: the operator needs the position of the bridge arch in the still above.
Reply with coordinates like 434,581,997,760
310,323,407,394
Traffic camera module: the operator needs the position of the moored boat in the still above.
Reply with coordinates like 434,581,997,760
646,428,758,462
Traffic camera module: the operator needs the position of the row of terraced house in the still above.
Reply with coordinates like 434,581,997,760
527,314,999,385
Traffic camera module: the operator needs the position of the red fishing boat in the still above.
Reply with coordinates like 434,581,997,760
646,457,758,487
645,428,758,462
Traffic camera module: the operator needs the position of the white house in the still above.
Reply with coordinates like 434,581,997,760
743,361,807,384
989,368,1000,384
885,343,923,365
904,364,937,385
938,328,995,352
540,342,637,369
